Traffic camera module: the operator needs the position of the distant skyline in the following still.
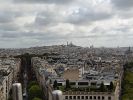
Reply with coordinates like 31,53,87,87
0,0,133,48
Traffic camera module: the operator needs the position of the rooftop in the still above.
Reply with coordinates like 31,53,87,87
63,69,79,81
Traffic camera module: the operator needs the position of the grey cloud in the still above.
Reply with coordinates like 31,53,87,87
0,31,40,39
26,7,112,28
0,0,132,48
66,8,112,25
111,0,133,10
14,0,74,4
0,11,23,23
0,11,21,31
0,13,14,23
0,31,22,38
114,27,129,33
0,23,19,31
35,11,58,26
25,11,60,29
26,31,67,40
116,11,133,19
89,25,131,39
90,27,106,34
0,13,21,36
1,33,18,38
0,30,66,41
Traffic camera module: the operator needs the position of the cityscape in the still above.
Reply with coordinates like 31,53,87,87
0,0,133,100
0,43,133,100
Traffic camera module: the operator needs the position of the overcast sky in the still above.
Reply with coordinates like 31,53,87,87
0,0,133,48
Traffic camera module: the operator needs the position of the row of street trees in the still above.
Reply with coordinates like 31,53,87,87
28,81,43,100
15,53,45,100
122,62,133,100
100,82,114,92
53,79,70,89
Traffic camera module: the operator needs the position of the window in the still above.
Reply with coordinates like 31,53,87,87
73,96,76,99
57,83,62,86
98,96,100,99
70,82,76,85
69,96,72,99
77,96,80,99
90,96,92,99
65,96,68,99
91,82,96,86
108,96,111,100
81,96,84,99
102,96,105,100
85,96,88,99
78,82,88,85
94,96,96,99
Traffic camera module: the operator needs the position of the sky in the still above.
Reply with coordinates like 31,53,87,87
0,0,133,48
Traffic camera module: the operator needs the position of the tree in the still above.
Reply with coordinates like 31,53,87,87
28,85,43,99
109,81,114,91
8,96,12,100
100,82,105,92
49,79,52,84
66,79,70,89
53,80,58,89
32,97,42,100
28,81,38,89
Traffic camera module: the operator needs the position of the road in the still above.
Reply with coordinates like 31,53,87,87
23,64,28,100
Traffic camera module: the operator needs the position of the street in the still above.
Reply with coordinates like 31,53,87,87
23,66,28,100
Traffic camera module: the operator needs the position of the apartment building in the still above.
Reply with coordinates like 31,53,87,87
0,76,6,100
0,57,21,100
32,56,121,100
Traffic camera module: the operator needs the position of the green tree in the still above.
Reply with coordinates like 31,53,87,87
28,81,38,89
109,81,114,91
28,85,43,99
49,79,52,84
53,80,58,89
100,82,105,92
66,79,70,89
32,97,42,100
8,96,12,100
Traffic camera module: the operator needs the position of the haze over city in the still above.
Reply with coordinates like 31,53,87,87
0,0,133,48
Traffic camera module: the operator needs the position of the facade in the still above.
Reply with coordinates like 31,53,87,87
63,92,114,100
12,83,23,100
62,83,119,100
0,57,21,100
0,76,6,100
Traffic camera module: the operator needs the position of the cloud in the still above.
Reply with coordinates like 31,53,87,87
0,31,20,38
13,0,74,4
0,23,19,31
0,12,14,23
24,9,65,30
66,7,112,25
0,10,22,23
0,29,66,40
26,6,112,29
0,0,132,48
111,0,133,10
34,11,60,26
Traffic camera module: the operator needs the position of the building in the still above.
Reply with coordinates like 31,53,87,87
0,76,6,100
0,57,21,100
32,56,122,100
12,83,23,100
